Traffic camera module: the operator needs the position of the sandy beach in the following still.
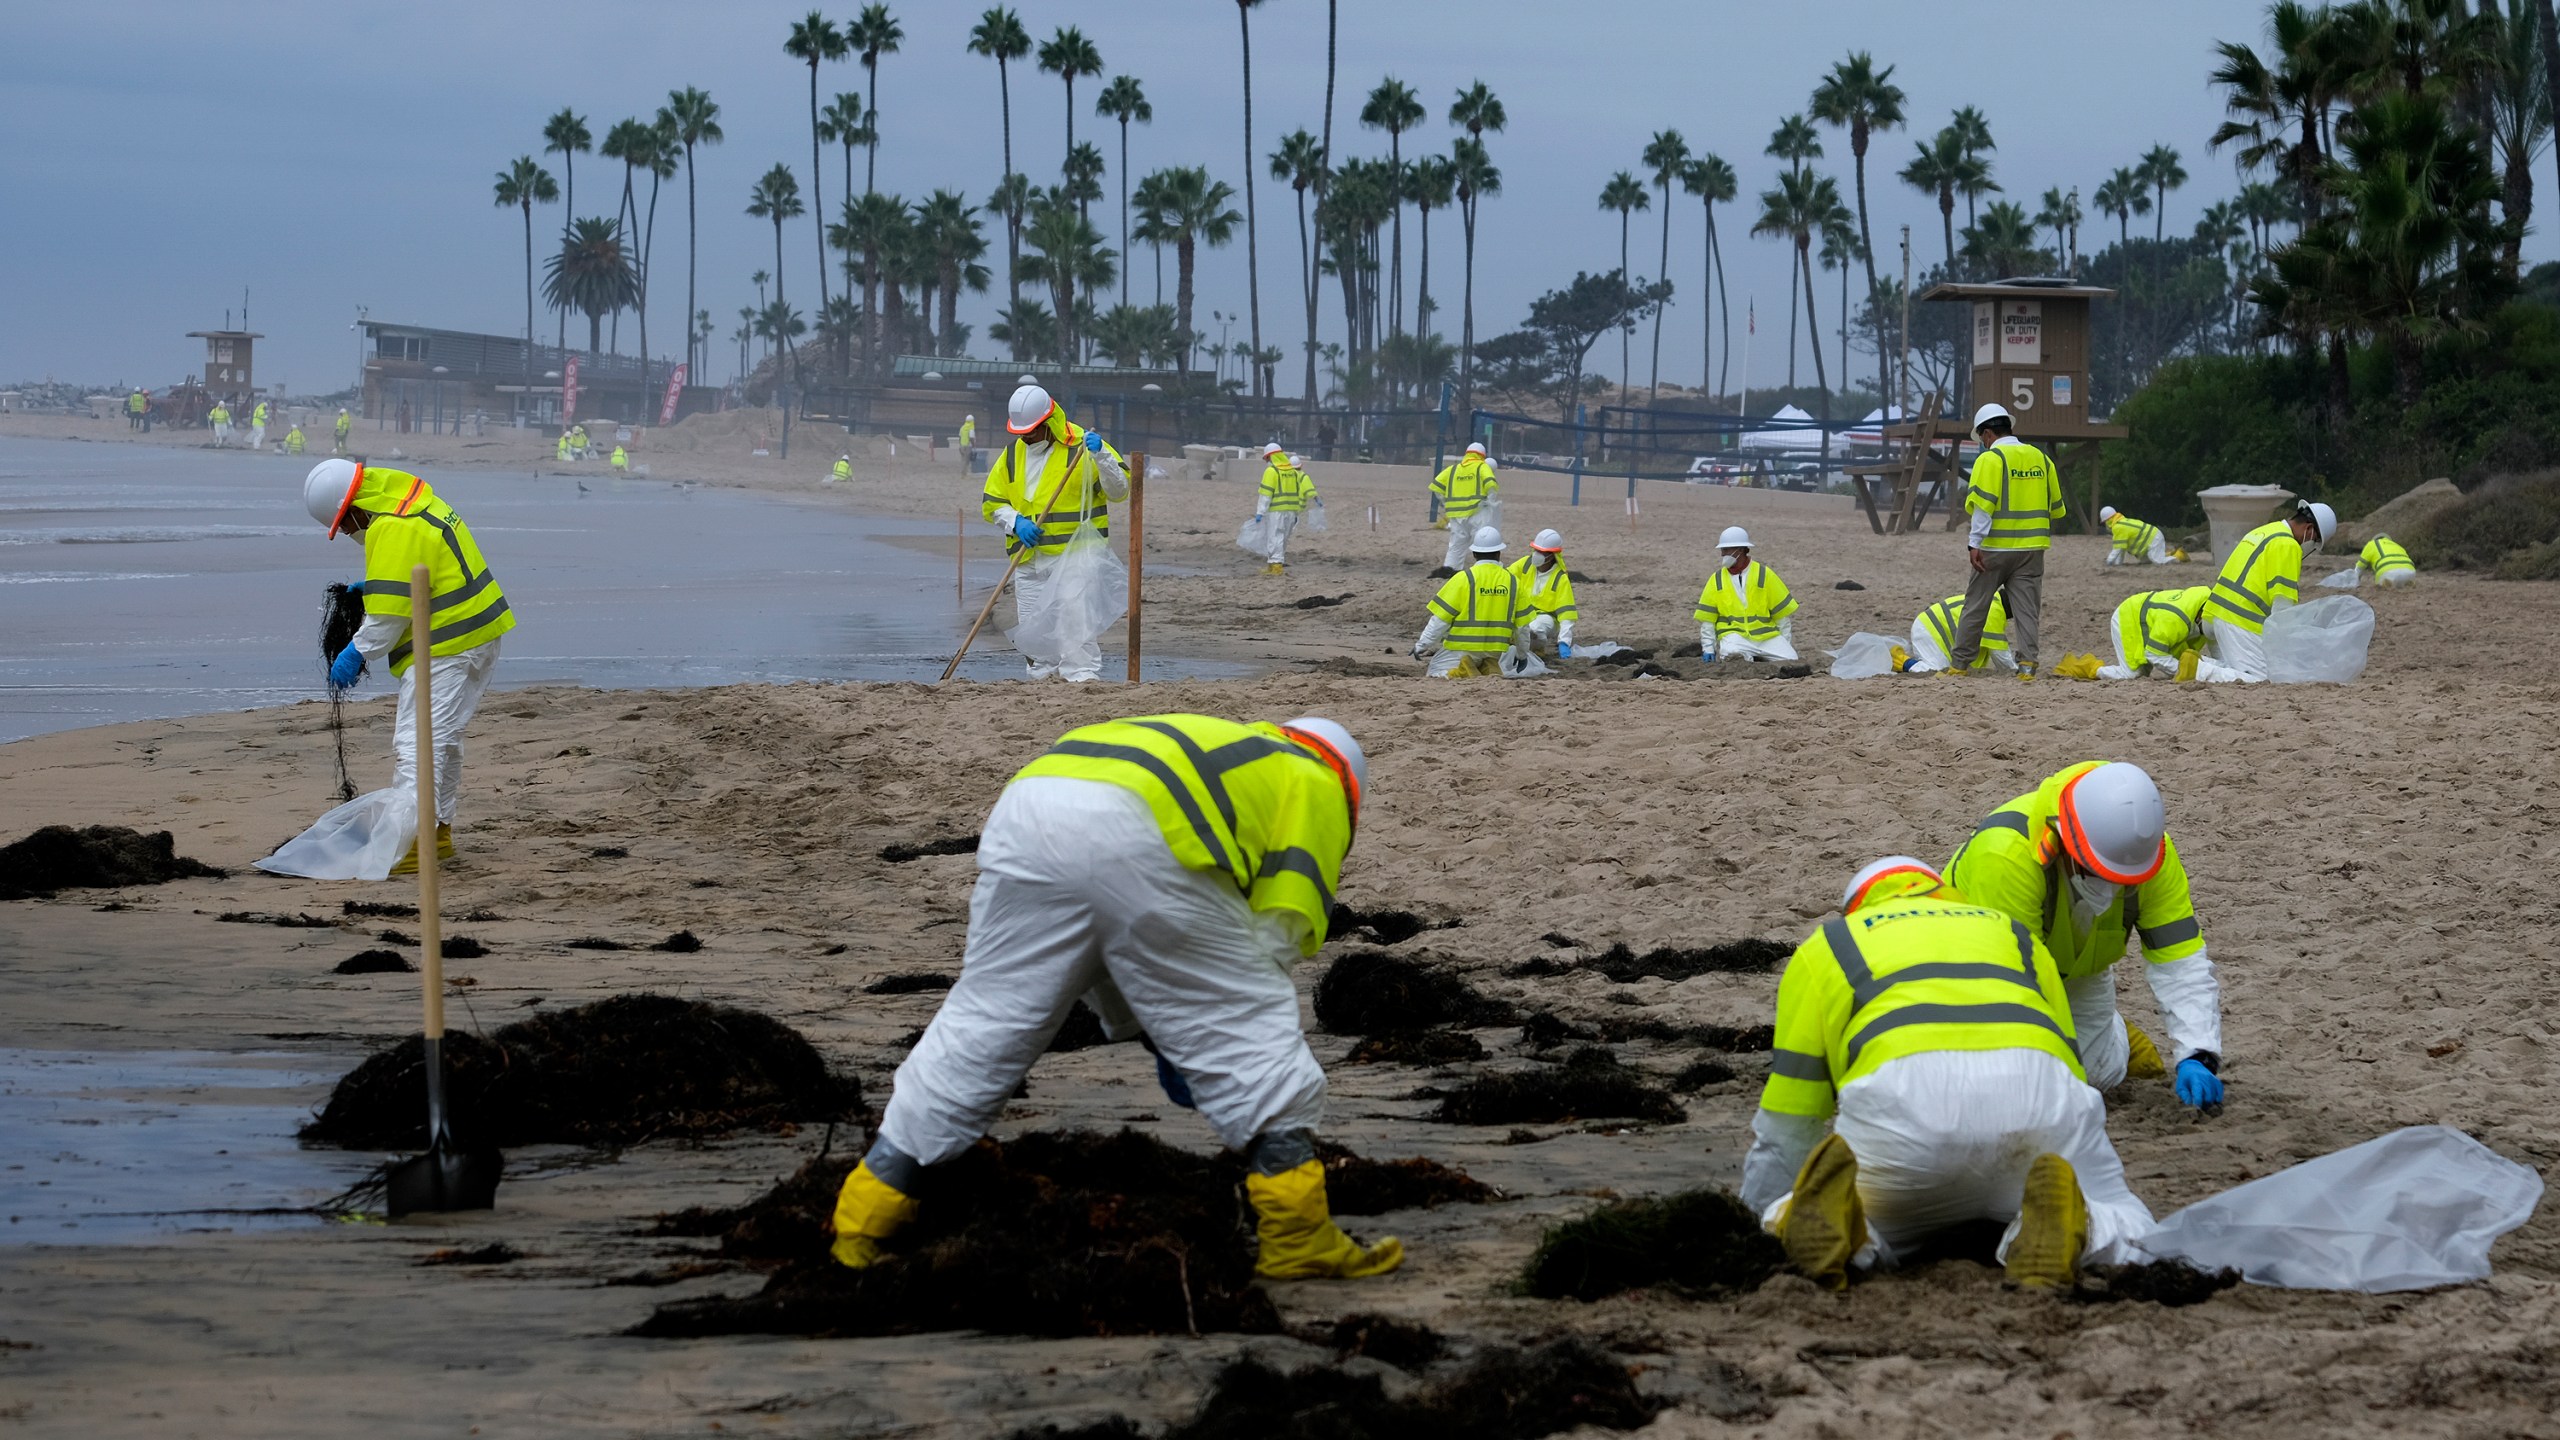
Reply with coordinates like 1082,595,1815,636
4,410,2559,1437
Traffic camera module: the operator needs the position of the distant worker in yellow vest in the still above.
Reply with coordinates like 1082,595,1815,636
1694,527,1799,662
981,383,1130,681
610,443,628,474
2358,534,2416,588
1742,856,2156,1291
830,454,852,484
127,389,148,430
556,431,573,462
209,403,233,447
283,424,306,455
1899,592,2011,674
1510,528,1578,658
2098,505,2183,565
830,713,1401,1284
1253,442,1318,574
2197,499,2335,683
1413,526,1523,677
249,400,270,451
299,458,516,874
2097,586,2209,680
334,408,353,454
1948,403,2063,679
1945,761,2225,1109
958,414,976,451
1428,441,1500,572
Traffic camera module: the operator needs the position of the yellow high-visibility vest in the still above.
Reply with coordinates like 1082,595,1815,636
2207,520,2302,634
352,466,516,677
1967,440,2064,550
1259,462,1315,513
2111,587,2208,667
1428,560,1523,653
1919,592,2008,663
1944,761,2206,983
980,422,1122,559
2360,535,2415,580
1508,556,1577,624
1428,457,1498,521
2108,512,2162,556
1692,561,1798,641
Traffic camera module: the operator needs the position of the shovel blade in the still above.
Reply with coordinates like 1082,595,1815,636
384,1139,503,1217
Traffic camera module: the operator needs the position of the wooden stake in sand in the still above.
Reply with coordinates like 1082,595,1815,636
956,504,965,606
1126,454,1144,683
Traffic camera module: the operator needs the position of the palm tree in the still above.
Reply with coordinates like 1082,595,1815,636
1948,106,1997,225
967,8,1033,310
1961,199,2041,278
756,299,808,368
1153,166,1239,371
494,158,558,386
2139,143,2188,241
632,116,678,396
1448,81,1505,403
832,191,908,365
1095,76,1152,307
784,12,847,323
1273,129,1328,402
847,4,902,195
2483,0,2549,276
1132,169,1173,304
1406,153,1455,341
985,172,1036,351
2094,165,2151,246
1640,129,1689,401
1038,27,1103,177
542,110,591,351
1361,78,1425,335
918,190,989,358
1598,170,1649,397
1682,154,1736,397
1898,127,1976,267
746,164,805,327
1810,51,1905,407
1235,0,1270,397
544,217,639,357
819,92,867,205
1818,218,1860,398
665,88,722,377
1751,169,1843,401
598,119,650,348
1765,114,1824,383
1064,141,1107,227
2036,186,2074,268
1024,191,1114,364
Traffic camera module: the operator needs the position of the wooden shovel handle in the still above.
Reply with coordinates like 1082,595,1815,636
410,564,444,1041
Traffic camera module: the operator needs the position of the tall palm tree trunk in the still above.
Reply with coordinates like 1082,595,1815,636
1177,236,1197,372
1942,193,1956,269
1000,58,1019,310
1618,212,1633,398
1784,246,1799,389
2538,0,2560,243
807,66,832,325
1852,141,1887,406
1299,188,1318,404
521,202,536,387
1416,205,1432,340
1239,6,1264,399
866,57,881,194
1801,239,1828,390
1461,201,1477,407
1713,205,1730,398
1119,120,1132,306
558,155,573,353
684,148,699,376
1388,134,1404,335
1649,188,1671,401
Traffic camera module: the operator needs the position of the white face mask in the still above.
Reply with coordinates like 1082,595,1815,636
2070,870,2121,925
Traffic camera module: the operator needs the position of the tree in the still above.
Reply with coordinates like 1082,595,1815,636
1038,27,1102,178
1025,190,1115,364
1273,129,1329,402
2036,186,2075,269
665,88,723,377
967,8,1033,310
1132,169,1173,304
1682,154,1736,397
1449,81,1506,405
1961,199,2043,278
746,164,805,332
1362,77,1426,336
832,191,909,366
819,92,867,207
1948,105,1998,225
1406,153,1455,340
1095,76,1152,306
1153,166,1239,371
544,217,639,357
1641,129,1690,401
1236,0,1268,397
1598,170,1650,397
2140,143,2189,240
632,115,679,396
1064,140,1107,226
494,157,558,386
985,171,1035,353
598,117,652,353
784,12,847,322
1521,270,1654,420
1765,115,1824,382
1753,169,1844,399
2484,0,2552,277
1898,127,1971,266
1811,51,1905,403
848,4,902,195
1819,218,1861,397
919,190,990,358
542,110,591,352
2095,165,2152,247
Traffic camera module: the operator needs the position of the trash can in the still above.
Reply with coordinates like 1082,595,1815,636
2198,483,2297,565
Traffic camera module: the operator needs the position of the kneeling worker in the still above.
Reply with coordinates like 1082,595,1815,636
2099,586,2209,680
1254,443,1317,574
1510,528,1577,657
1742,857,2155,1290
2197,498,2334,683
1945,761,2225,1108
1693,527,1799,661
2358,533,2417,588
2098,505,2183,565
831,713,1401,1282
1901,592,2011,674
1413,527,1523,677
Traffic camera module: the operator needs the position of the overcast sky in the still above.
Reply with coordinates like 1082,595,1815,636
6,0,2550,400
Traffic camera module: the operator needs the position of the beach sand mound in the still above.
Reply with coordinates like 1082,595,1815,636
0,825,225,900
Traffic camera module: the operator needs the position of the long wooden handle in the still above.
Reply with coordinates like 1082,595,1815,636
1125,454,1144,683
410,563,444,1042
940,551,1025,682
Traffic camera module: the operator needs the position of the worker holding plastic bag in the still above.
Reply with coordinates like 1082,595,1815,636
257,460,514,881
1250,443,1318,575
1740,857,2156,1291
2197,499,2333,682
1427,442,1500,571
981,383,1129,682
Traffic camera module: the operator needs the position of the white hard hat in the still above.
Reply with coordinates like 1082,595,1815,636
1841,856,1942,913
1006,383,1054,435
1262,442,1284,457
1470,525,1503,553
2301,500,2338,546
1016,373,1038,386
1283,716,1367,812
2056,762,2167,886
1465,441,1487,455
303,458,359,534
1717,525,1752,551
1973,402,2012,430
839,453,849,460
2099,505,2119,523
964,414,975,422
1531,528,1563,553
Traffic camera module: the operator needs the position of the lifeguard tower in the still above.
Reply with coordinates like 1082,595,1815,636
187,328,263,407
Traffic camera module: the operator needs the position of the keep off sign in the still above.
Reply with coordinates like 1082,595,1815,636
1998,300,2043,365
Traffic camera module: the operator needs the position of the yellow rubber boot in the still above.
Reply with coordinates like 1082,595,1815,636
828,1161,920,1270
2175,648,2201,683
388,825,456,877
1889,644,1912,673
1777,1133,1865,1291
2005,1153,2089,1289
2124,1023,2169,1080
2171,547,2189,563
1246,1160,1404,1279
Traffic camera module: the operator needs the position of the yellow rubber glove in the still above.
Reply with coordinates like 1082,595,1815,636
1246,1160,1404,1279
2053,653,2103,681
828,1161,919,1270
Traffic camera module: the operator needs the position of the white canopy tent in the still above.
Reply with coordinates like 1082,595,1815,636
1737,404,1826,452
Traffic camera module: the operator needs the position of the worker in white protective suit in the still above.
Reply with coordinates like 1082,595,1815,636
2196,499,2335,684
1741,856,2156,1290
1412,526,1525,678
1945,762,2227,1109
2098,505,2183,565
979,383,1130,681
831,712,1403,1283
1253,442,1318,574
1508,529,1578,658
1427,442,1500,572
1692,526,1800,661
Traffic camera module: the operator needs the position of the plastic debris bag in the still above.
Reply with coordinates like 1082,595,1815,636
1825,632,1902,679
2317,566,2362,590
1497,648,1550,679
2263,594,2376,683
1474,495,1505,545
1573,641,1627,660
2138,1126,2543,1292
253,786,418,881
1302,497,1327,534
1235,514,1269,556
1010,520,1128,663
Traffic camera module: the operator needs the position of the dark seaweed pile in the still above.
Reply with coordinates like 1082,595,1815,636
1515,939,1788,983
1430,1048,1686,1126
2076,1259,2243,1307
864,972,956,995
1314,952,1517,1035
880,835,980,863
1522,1189,1784,1300
0,826,224,901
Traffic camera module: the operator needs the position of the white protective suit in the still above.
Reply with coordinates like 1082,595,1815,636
992,438,1129,682
2194,615,2274,684
1906,616,2015,675
357,612,500,826
1699,565,1799,662
1740,1049,2155,1271
879,776,1326,1165
2098,607,2173,681
1259,508,1299,566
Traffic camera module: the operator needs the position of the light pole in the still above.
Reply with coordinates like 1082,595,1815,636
431,365,449,436
544,371,561,428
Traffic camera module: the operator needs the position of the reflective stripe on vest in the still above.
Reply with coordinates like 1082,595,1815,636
2209,525,2294,629
1430,564,1520,651
1972,447,2056,548
1825,914,2075,1076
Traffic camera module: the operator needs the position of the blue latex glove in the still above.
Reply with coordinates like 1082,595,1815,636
1010,515,1042,549
1558,641,1574,658
1154,1050,1196,1110
328,643,363,690
344,580,365,596
1083,430,1105,455
2174,1057,2225,1108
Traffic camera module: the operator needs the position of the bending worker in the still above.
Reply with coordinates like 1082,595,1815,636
333,408,353,454
831,712,1401,1282
981,383,1129,682
1741,856,2156,1291
1510,528,1578,658
1693,527,1799,662
1944,761,2225,1109
1947,403,2062,680
1254,442,1317,575
2358,533,2417,588
299,459,515,873
2197,498,2336,683
1900,592,2011,674
2099,586,2209,681
1413,526,1523,678
1427,441,1500,572
2098,505,2183,565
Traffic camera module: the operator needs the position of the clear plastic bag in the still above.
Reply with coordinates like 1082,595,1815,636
1825,632,1902,679
2138,1126,2543,1292
1235,514,1268,555
2317,566,2362,590
1302,498,1327,534
1475,495,1505,545
253,787,417,881
2263,594,2376,683
1497,648,1550,678
1009,520,1128,662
